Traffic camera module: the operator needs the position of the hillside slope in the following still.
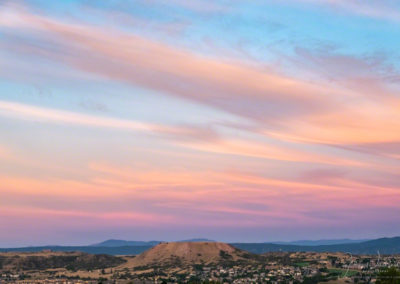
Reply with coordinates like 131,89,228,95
0,251,125,271
128,242,258,268
0,245,151,255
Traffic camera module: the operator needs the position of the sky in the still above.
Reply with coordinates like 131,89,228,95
0,0,400,247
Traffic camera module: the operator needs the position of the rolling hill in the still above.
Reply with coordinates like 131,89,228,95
127,242,259,268
0,245,152,255
0,251,125,271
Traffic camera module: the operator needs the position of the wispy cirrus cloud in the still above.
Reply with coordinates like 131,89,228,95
0,100,359,166
341,141,400,160
0,5,337,123
291,0,400,22
2,162,399,231
2,4,399,151
0,100,219,142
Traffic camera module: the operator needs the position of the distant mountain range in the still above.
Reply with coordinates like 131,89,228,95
91,238,368,248
91,240,160,247
1,237,399,255
91,238,214,247
271,239,370,246
233,237,400,255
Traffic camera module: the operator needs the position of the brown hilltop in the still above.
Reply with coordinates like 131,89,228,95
125,242,258,268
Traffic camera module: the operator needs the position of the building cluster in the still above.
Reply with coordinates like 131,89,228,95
131,253,400,283
1,253,400,283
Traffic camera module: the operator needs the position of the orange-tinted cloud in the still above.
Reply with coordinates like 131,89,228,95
3,5,399,151
0,100,219,142
0,5,337,123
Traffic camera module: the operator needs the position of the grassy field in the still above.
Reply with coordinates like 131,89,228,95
294,262,310,267
328,268,358,277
